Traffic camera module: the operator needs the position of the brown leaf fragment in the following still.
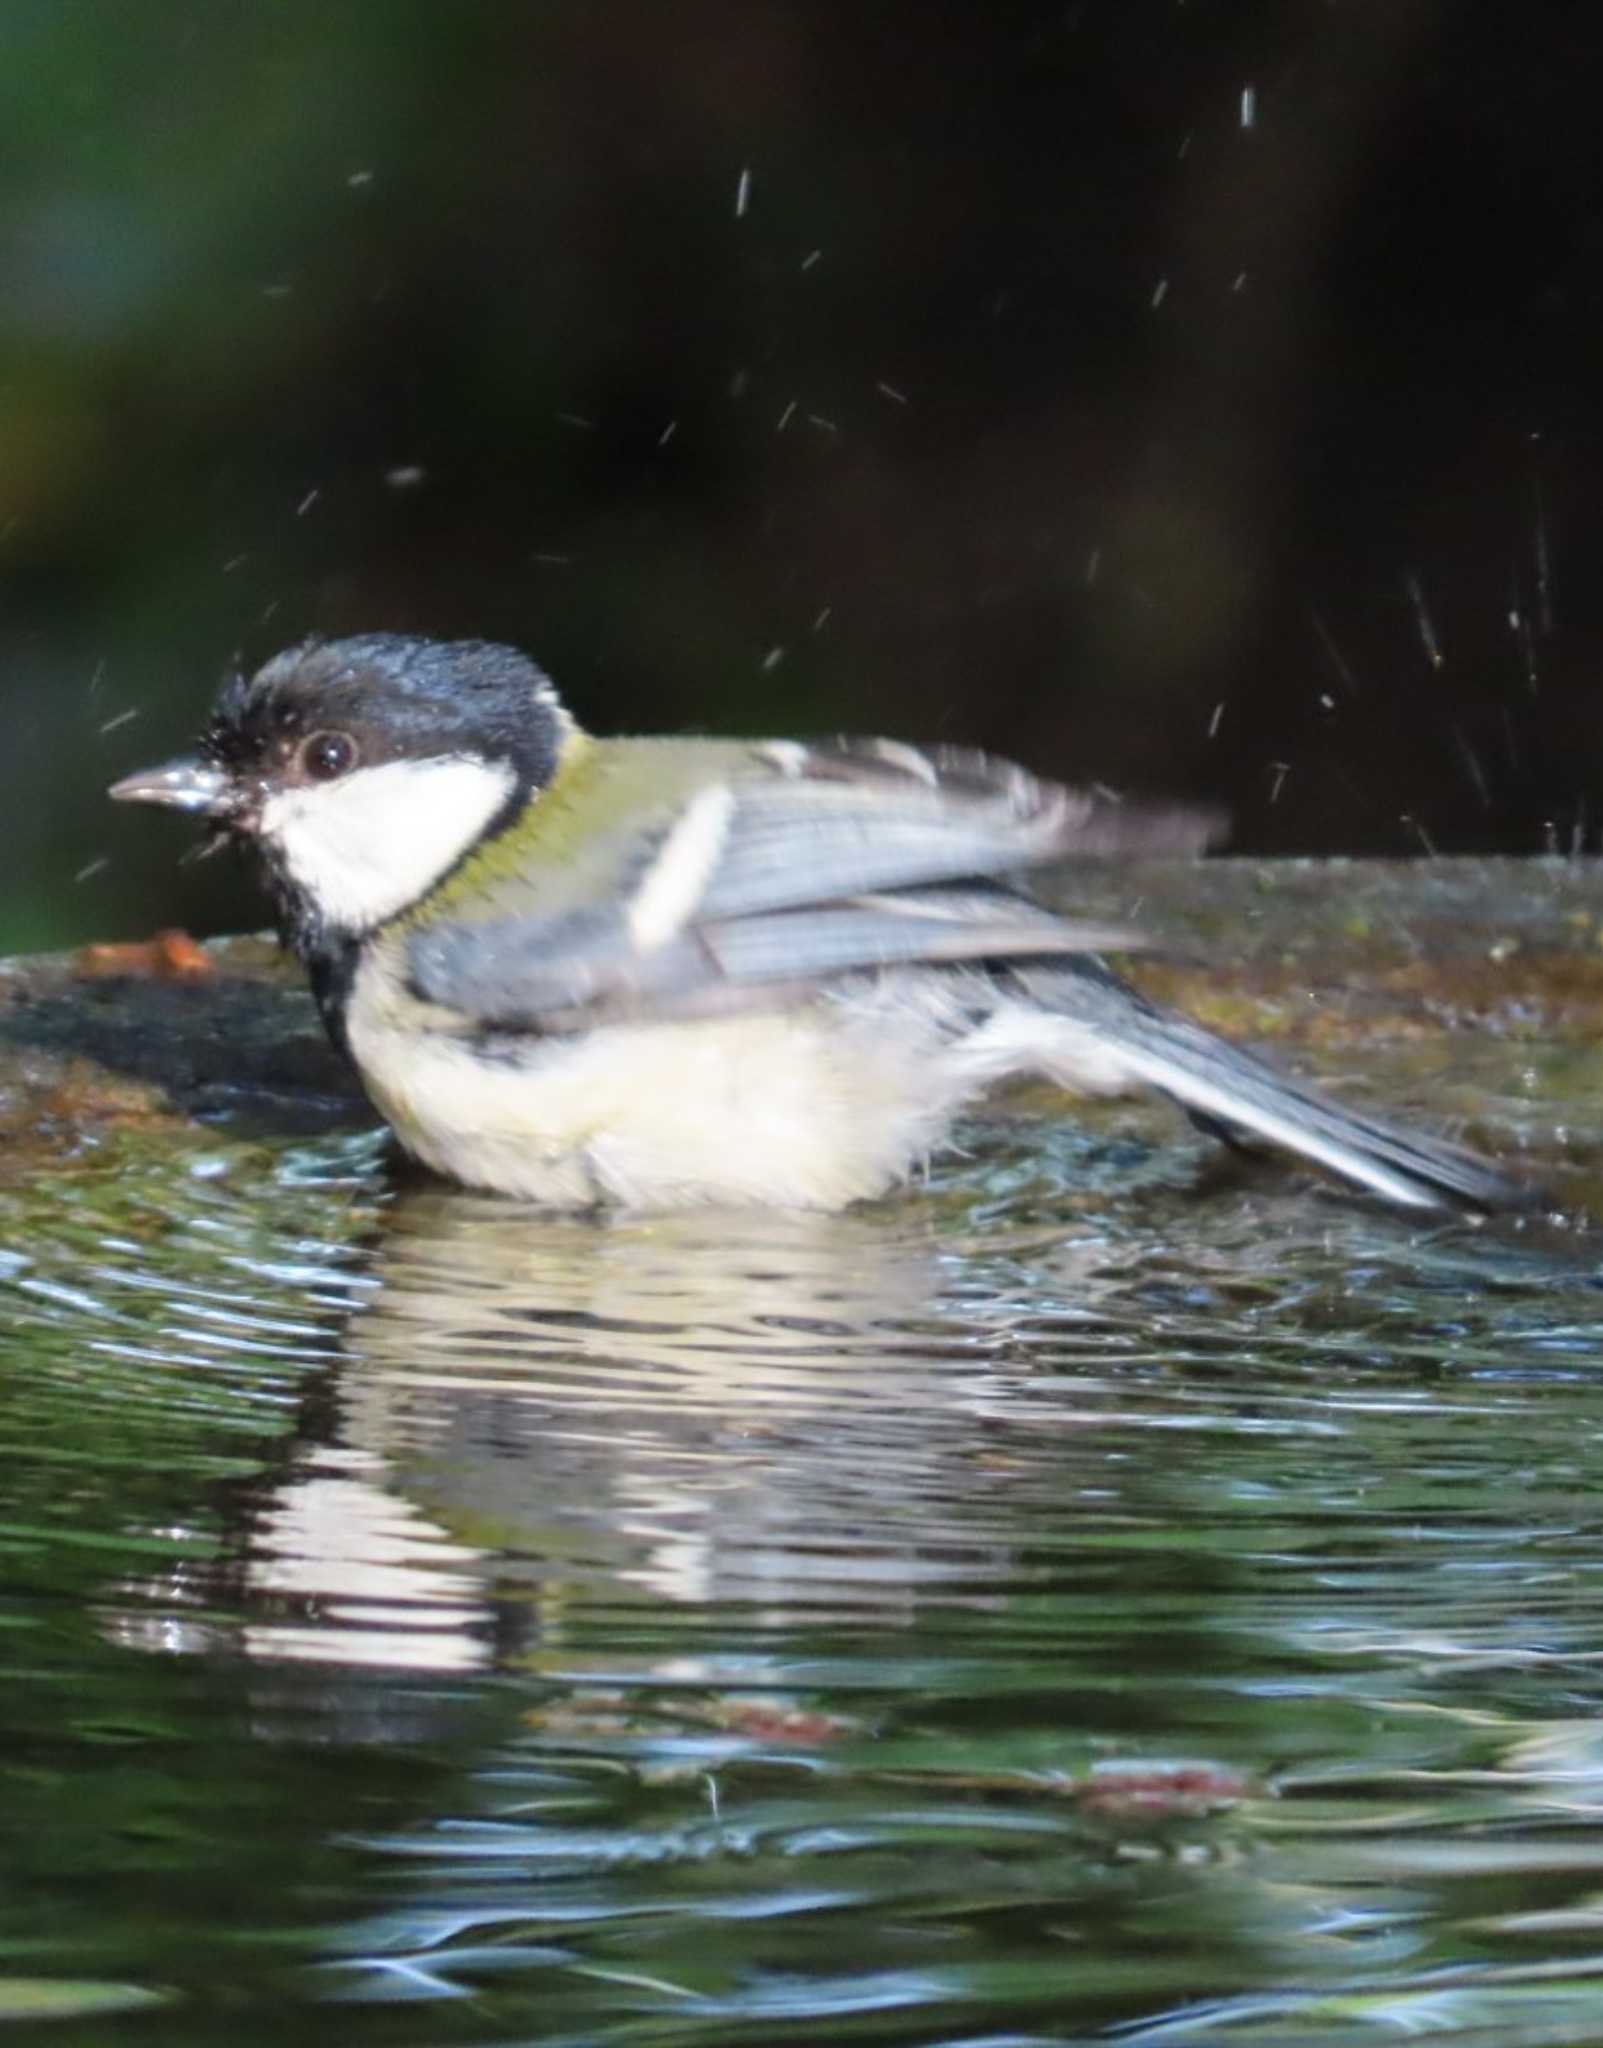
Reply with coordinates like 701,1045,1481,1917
75,930,216,984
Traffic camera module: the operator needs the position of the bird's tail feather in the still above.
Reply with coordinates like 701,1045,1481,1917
1010,962,1532,1213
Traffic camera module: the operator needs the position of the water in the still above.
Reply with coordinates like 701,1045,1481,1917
5,1056,1603,2045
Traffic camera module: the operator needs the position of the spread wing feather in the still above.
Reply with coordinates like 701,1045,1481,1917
407,737,1221,1030
693,743,1220,921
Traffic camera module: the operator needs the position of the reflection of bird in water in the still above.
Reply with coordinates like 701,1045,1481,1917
256,1156,1517,1676
106,1159,1537,1686
337,1187,1059,1628
103,1167,1149,1680
252,1178,1176,1670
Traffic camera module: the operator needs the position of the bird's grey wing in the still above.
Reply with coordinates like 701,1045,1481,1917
408,737,1222,1029
410,884,1150,1029
442,736,1224,934
690,739,1223,921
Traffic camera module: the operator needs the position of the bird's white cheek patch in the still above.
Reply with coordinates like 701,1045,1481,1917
259,756,516,932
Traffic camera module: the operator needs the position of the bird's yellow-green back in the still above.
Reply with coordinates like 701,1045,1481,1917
399,734,761,929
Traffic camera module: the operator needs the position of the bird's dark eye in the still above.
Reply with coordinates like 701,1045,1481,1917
300,731,358,781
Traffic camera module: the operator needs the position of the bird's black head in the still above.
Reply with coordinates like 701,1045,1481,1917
112,634,574,960
202,634,566,796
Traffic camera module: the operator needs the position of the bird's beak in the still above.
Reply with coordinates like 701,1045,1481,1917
108,754,233,816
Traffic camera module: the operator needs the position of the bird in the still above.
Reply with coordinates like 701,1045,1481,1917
110,632,1527,1215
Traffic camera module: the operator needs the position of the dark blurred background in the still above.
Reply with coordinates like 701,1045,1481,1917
7,0,1603,950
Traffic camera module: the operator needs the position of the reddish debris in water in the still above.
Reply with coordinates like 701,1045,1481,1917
695,1697,861,1745
521,1689,863,1748
1075,1763,1257,1820
75,930,216,983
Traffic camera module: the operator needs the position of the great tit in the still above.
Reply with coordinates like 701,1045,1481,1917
110,632,1526,1214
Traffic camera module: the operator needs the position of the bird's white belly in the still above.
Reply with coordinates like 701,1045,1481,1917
345,959,966,1210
